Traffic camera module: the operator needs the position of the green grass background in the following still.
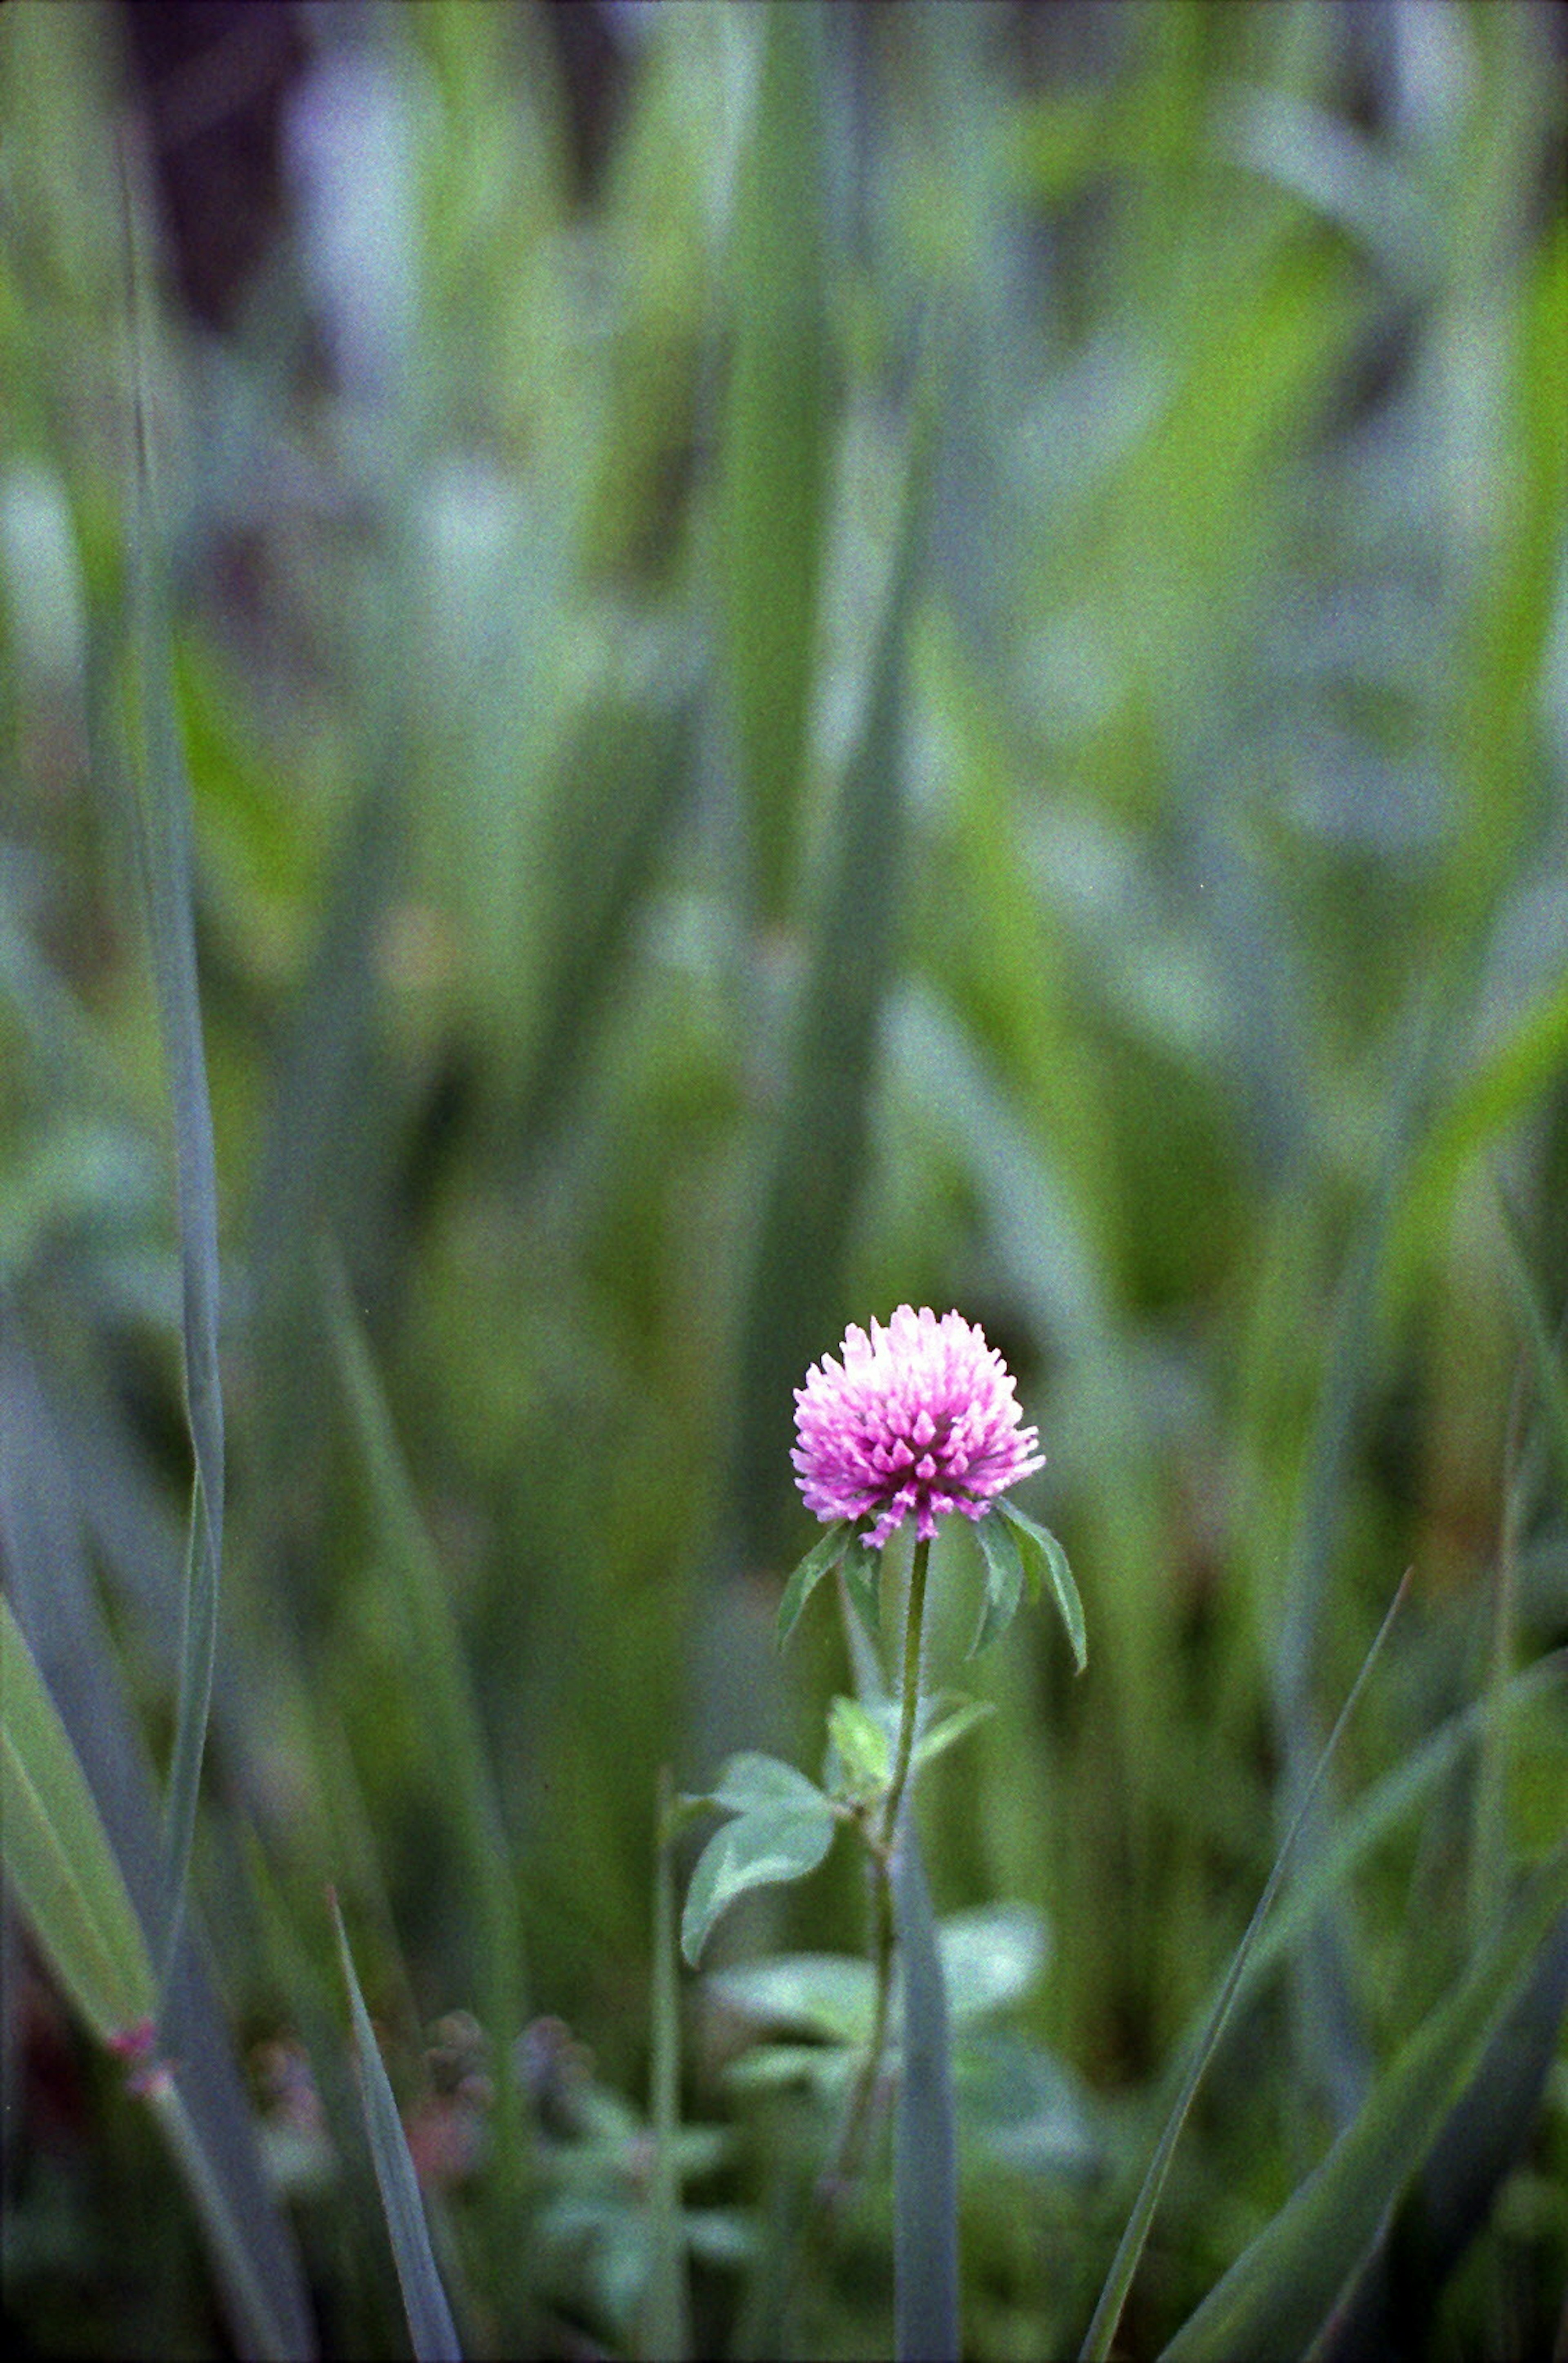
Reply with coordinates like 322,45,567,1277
2,3,1566,2356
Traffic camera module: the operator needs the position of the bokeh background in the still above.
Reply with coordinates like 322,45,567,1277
3,2,1566,2356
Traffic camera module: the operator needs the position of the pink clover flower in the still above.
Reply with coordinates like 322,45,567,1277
792,1305,1044,1550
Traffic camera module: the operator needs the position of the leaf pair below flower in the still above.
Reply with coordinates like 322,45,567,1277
775,1505,1085,1672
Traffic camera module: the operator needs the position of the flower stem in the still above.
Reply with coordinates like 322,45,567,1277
882,1533,931,1852
819,1533,933,2206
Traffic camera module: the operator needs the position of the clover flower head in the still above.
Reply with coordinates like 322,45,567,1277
792,1306,1044,1550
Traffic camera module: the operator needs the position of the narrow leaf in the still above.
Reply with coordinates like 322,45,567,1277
1174,1652,1568,2055
1161,1840,1568,2363
157,1474,217,2003
1316,1907,1568,2363
730,370,933,1570
0,1320,316,2359
321,1252,526,2093
1395,968,1568,1296
892,1831,960,2363
332,1893,462,2363
971,1513,1025,1656
777,1521,853,1649
120,163,225,2013
997,1500,1086,1672
840,1553,886,1677
1080,1572,1408,2362
0,1594,156,2047
1495,1189,1568,1500
719,0,830,926
640,1770,691,2363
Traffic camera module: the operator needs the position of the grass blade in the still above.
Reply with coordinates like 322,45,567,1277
0,1593,156,2047
116,144,225,2012
1316,1905,1568,2363
320,1252,526,2146
513,680,698,1166
1187,1651,1567,2045
1272,993,1440,2124
1394,970,1568,1294
719,0,830,926
640,1769,691,2362
0,1318,317,2358
332,1893,463,2363
731,379,933,1568
1495,1187,1568,1499
1079,1572,1410,2362
1160,1840,1568,2363
892,1829,960,2363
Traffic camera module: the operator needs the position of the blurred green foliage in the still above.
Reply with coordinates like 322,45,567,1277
2,2,1566,2356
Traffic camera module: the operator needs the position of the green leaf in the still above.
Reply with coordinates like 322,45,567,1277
0,1594,156,2049
1316,1911,1568,2362
1160,1839,1568,2363
641,1768,691,2363
911,1696,996,1773
331,1894,463,2363
776,1521,854,1649
1395,968,1568,1294
829,1696,891,1792
997,1499,1087,1672
707,1954,877,2046
840,1550,885,1663
321,1251,526,2117
707,1907,1049,2051
729,365,933,1570
971,1512,1025,1655
721,2042,860,2098
680,1779,837,1968
120,214,226,2014
1081,1575,1409,2361
1495,1190,1568,1501
1179,1653,1567,2053
938,1904,1050,2024
0,1333,315,2361
709,1753,829,1816
719,0,830,926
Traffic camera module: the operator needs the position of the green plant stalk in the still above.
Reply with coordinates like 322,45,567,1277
158,1474,216,2007
144,2070,296,2362
642,1770,691,2362
1469,1373,1527,1952
820,1535,933,2202
884,1536,933,1854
